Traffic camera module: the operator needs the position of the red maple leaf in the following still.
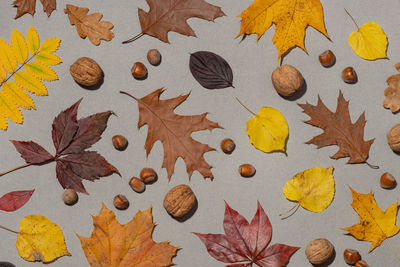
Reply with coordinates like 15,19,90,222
194,202,299,267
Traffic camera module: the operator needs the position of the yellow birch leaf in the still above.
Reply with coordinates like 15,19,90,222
246,107,288,153
14,70,48,96
26,26,40,55
0,39,18,73
0,91,23,124
0,63,6,83
2,81,35,110
283,166,335,213
11,29,28,64
35,51,62,65
16,215,70,263
39,38,61,53
342,186,400,252
25,61,58,81
348,22,388,60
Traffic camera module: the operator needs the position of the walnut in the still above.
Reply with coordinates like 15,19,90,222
387,124,400,152
305,238,334,265
271,64,304,97
70,57,103,87
163,184,196,218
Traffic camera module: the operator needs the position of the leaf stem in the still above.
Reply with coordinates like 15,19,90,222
0,225,19,234
344,8,360,29
0,163,32,177
235,97,256,116
120,91,138,101
279,203,300,218
365,161,379,169
122,33,144,44
387,239,400,263
0,52,38,88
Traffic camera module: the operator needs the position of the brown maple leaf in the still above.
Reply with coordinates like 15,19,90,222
298,91,375,167
123,0,225,44
121,89,222,180
64,4,114,46
13,0,56,19
383,63,400,113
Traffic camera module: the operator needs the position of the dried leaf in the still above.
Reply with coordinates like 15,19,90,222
121,89,222,180
64,4,114,46
77,203,179,266
194,202,299,266
0,190,34,212
189,51,234,89
383,65,400,113
0,262,16,267
298,91,374,165
13,0,56,19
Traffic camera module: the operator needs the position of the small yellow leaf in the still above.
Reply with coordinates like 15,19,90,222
0,38,18,73
246,107,288,152
14,70,48,96
35,51,62,65
283,166,335,212
348,22,388,60
25,61,58,81
16,215,70,262
2,81,35,110
0,91,23,124
26,26,40,55
0,63,7,83
11,29,28,64
39,38,61,53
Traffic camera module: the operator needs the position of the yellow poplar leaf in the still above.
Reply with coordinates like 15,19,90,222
14,70,48,96
0,91,23,124
246,107,288,153
16,215,70,262
0,63,6,83
2,81,35,110
0,114,7,130
25,61,58,81
39,38,61,53
11,29,28,64
348,22,388,60
0,39,18,73
283,166,335,212
26,26,40,55
35,51,62,65
342,186,400,252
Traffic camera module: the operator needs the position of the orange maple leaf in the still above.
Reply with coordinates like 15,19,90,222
77,204,179,267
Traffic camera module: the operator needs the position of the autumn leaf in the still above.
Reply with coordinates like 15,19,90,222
0,26,61,130
0,99,118,194
121,89,222,180
123,0,225,44
194,201,299,266
383,64,400,113
298,91,376,167
0,190,34,212
64,5,114,46
237,0,329,61
342,186,400,253
13,0,56,19
77,203,179,267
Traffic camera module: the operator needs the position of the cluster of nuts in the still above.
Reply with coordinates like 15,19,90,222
131,49,162,80
343,248,369,266
129,168,158,193
318,50,358,84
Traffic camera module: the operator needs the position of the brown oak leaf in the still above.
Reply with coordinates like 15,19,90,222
299,91,375,166
64,4,114,46
13,0,56,19
383,63,400,113
121,89,222,180
123,0,225,44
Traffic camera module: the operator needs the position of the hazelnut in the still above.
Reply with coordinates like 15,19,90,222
319,50,336,67
271,64,304,97
387,124,400,152
342,67,357,84
62,189,78,205
113,194,129,210
221,138,235,154
70,57,103,87
344,249,361,265
305,238,334,265
131,62,148,80
112,135,128,151
140,168,158,184
380,172,396,189
239,164,256,177
164,184,196,218
355,260,369,267
147,49,162,66
129,177,146,193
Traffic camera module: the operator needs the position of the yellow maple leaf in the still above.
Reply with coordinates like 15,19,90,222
237,0,329,60
0,26,61,130
342,186,400,252
283,166,335,214
77,203,179,267
16,215,70,262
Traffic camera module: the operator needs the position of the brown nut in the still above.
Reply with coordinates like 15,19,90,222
140,168,158,184
271,64,304,97
239,164,256,177
319,50,336,68
387,124,400,152
70,57,103,87
147,49,162,66
62,189,78,205
131,62,148,80
342,67,358,84
113,194,129,210
305,238,334,265
221,138,235,154
343,249,361,265
129,177,146,193
380,172,397,189
112,135,128,151
163,184,196,218
355,260,369,267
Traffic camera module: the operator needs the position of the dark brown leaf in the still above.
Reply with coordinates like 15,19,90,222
40,0,56,17
11,141,53,164
0,190,34,212
0,262,16,267
13,0,56,18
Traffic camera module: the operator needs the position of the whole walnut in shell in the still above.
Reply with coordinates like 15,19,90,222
70,57,103,87
163,184,196,218
387,124,400,152
271,64,304,97
305,238,334,265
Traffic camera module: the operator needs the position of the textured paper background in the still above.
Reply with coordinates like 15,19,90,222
0,0,400,266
